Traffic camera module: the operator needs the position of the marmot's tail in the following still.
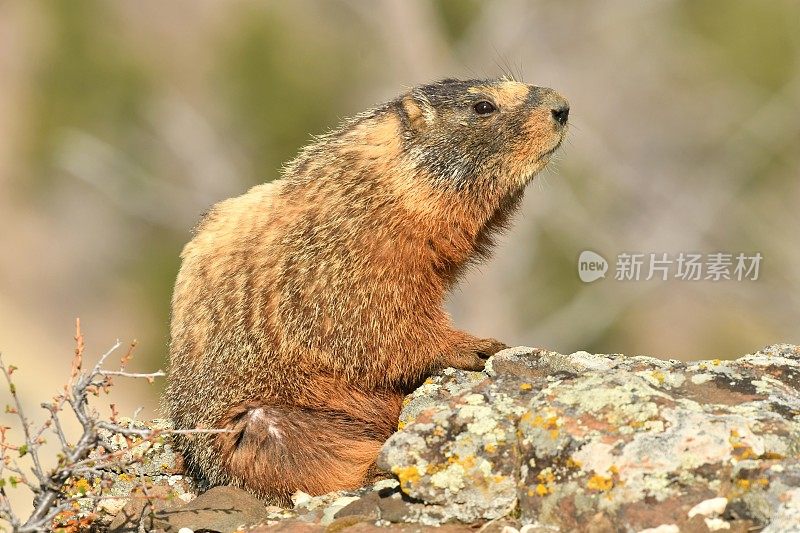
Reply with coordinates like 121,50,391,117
214,394,403,504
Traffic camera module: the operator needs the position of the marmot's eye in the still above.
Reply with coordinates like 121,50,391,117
473,101,496,115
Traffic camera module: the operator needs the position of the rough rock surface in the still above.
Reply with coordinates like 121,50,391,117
379,344,800,531
60,418,198,531
97,345,800,532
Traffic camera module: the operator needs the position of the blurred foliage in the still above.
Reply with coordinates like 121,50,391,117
26,0,152,193
2,0,798,395
431,0,481,43
677,1,799,91
215,4,363,184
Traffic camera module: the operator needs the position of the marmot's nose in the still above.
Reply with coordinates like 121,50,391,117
552,105,569,126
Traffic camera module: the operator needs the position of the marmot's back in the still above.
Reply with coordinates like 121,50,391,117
167,182,284,433
164,78,569,503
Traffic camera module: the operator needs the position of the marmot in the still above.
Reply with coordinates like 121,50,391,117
164,78,569,504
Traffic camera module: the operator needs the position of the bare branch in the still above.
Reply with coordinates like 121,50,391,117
0,321,215,531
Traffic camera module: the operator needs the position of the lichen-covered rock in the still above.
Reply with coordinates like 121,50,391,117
380,373,530,522
93,346,800,532
378,344,800,531
74,418,198,531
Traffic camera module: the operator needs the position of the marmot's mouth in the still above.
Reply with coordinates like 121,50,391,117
538,137,564,162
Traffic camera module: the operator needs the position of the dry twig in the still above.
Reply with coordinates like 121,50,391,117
0,319,201,532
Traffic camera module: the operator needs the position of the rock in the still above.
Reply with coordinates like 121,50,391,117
320,495,360,524
378,344,800,531
334,491,381,520
249,521,325,532
101,345,800,532
66,418,198,531
108,484,185,532
151,485,270,532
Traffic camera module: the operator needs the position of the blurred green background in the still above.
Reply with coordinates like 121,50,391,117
1,0,799,420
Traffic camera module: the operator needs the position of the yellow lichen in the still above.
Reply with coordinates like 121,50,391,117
392,465,420,487
587,474,613,492
566,457,582,469
425,463,446,475
739,447,756,460
736,477,769,491
520,383,533,391
530,415,559,429
651,370,665,385
484,443,497,453
535,483,550,496
762,452,785,460
446,454,476,469
729,429,759,460
72,478,91,496
537,470,555,484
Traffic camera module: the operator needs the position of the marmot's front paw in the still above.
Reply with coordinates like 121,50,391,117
473,337,509,359
443,336,509,371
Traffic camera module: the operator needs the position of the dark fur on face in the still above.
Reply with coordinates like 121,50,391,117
396,78,568,192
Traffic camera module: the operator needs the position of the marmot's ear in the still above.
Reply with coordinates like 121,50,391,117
400,91,435,132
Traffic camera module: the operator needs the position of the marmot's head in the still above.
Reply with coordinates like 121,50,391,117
397,78,568,193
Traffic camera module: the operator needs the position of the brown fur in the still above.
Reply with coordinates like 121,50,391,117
164,78,568,504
